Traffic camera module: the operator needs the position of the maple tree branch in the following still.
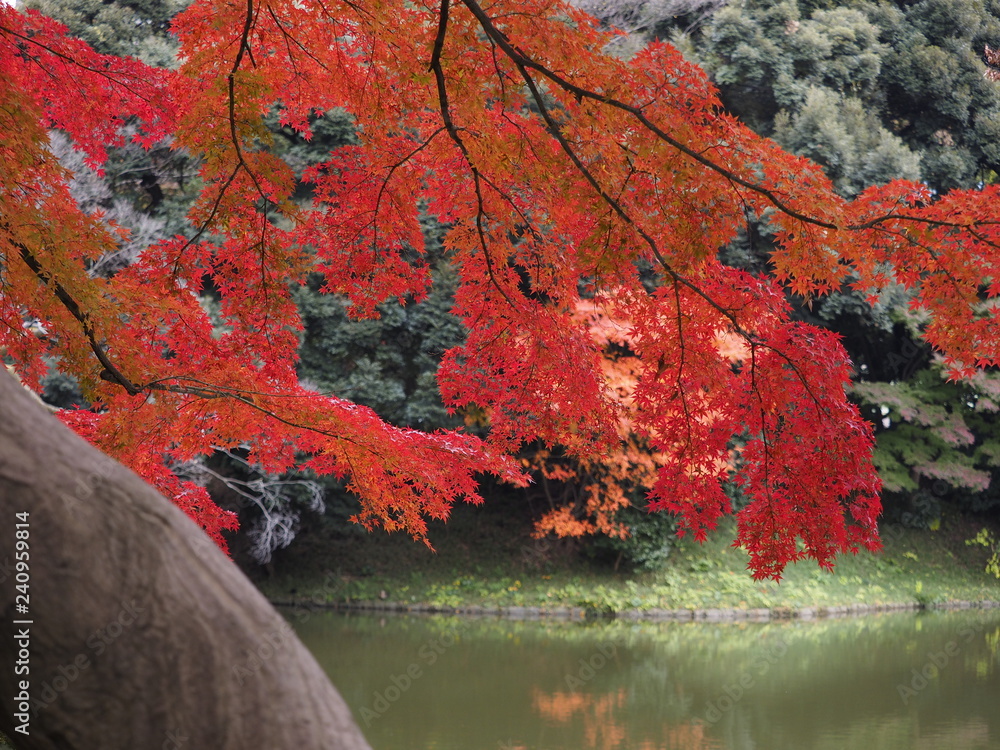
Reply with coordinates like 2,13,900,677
314,0,372,23
9,227,304,407
460,0,1000,249
429,0,452,71
215,0,289,323
966,225,1000,251
749,344,782,534
141,376,493,470
852,213,1000,235
167,0,269,270
233,0,258,70
169,165,242,269
9,236,141,395
227,0,267,203
486,35,513,103
265,5,336,81
0,22,164,104
430,0,519,309
873,226,971,298
455,1,845,422
457,0,838,230
369,126,447,254
133,377,398,450
671,278,696,458
507,46,766,340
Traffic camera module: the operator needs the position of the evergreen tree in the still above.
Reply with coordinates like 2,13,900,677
24,0,186,65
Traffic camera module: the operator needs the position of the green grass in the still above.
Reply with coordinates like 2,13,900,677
251,501,1000,614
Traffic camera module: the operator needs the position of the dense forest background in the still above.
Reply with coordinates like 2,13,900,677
23,0,1000,572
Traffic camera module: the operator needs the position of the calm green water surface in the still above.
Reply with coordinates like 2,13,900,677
288,608,1000,750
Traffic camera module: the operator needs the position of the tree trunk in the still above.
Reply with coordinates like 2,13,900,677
0,370,372,749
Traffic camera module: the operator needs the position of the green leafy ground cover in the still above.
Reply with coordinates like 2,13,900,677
252,501,1000,614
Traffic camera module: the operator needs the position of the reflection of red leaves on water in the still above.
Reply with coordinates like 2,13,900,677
533,688,596,723
533,689,626,747
532,688,723,749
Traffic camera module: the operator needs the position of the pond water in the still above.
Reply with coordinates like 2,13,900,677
288,607,1000,750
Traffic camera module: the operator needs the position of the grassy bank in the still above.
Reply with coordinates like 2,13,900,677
251,501,1000,614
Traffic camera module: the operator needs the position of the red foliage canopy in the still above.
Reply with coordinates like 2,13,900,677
2,0,999,578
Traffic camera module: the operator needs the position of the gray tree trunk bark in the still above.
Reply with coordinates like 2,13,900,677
0,369,372,749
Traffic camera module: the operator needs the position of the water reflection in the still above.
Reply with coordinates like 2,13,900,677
287,608,1000,750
